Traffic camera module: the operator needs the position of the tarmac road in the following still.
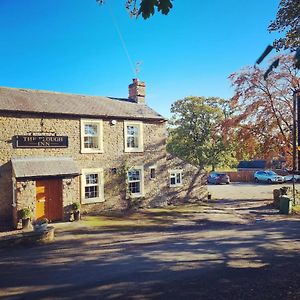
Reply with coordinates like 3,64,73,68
1,185,300,300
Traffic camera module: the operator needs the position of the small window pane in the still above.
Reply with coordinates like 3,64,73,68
128,170,140,181
86,174,98,185
150,168,156,179
171,177,176,185
127,136,138,148
84,137,99,149
176,173,181,183
85,124,98,136
127,126,138,136
85,185,99,199
129,182,141,194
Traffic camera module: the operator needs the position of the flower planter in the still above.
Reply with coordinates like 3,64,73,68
74,211,80,221
33,223,48,232
22,218,31,230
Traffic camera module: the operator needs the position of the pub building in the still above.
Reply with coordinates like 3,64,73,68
0,80,206,228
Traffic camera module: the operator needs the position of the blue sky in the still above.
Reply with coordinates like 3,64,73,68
0,0,280,117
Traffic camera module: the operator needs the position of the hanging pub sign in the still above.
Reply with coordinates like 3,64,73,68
13,135,68,148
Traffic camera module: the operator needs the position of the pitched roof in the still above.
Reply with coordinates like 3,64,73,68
0,87,165,121
237,160,267,169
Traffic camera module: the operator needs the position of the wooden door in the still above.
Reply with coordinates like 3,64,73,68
36,179,63,221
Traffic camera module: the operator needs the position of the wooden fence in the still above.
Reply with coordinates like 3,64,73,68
225,171,255,182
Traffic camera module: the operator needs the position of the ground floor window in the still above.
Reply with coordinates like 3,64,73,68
127,166,144,197
149,166,156,179
81,168,104,204
169,170,183,187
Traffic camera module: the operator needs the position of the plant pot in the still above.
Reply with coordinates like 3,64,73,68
33,223,48,232
22,218,31,230
74,211,80,221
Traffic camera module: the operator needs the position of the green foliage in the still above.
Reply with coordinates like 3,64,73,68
19,208,32,219
167,96,237,171
269,0,300,50
72,202,81,212
97,0,173,19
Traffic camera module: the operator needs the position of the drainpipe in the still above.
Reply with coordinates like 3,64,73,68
12,177,16,208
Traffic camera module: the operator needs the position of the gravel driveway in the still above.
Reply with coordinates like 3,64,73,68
208,182,300,200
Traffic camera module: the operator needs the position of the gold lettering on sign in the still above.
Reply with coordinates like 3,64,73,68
37,141,51,147
22,136,37,142
14,135,68,148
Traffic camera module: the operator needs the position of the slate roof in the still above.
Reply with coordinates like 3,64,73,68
237,160,267,169
0,87,165,121
11,156,80,178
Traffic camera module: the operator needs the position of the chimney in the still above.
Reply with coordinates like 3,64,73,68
128,78,146,104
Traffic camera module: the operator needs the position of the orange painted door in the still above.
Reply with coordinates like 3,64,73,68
36,179,63,221
36,182,46,219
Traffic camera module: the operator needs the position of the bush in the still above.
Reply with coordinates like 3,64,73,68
19,208,32,219
72,202,81,212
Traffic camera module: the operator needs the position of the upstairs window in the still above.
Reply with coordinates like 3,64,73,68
127,166,144,197
124,121,143,152
169,170,183,187
81,119,103,153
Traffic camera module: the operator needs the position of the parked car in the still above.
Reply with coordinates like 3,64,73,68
284,174,300,183
254,170,285,184
207,172,230,185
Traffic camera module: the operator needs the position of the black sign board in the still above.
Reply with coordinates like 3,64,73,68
13,135,68,148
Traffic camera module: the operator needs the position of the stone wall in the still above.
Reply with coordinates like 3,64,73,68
0,112,207,226
15,179,35,228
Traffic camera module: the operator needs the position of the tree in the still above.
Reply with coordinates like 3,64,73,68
269,0,300,50
229,54,300,165
167,97,236,171
97,0,173,19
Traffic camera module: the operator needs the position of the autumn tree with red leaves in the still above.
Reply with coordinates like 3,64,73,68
229,54,300,166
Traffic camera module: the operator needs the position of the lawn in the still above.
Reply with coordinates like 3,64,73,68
293,204,300,214
56,204,208,232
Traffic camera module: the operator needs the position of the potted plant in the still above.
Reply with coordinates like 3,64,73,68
19,208,32,230
33,218,48,232
72,202,81,221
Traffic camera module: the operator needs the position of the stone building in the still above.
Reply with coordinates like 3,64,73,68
0,80,207,228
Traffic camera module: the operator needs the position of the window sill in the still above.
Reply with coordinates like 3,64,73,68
170,184,183,188
81,149,104,154
124,148,144,153
81,198,105,204
127,193,144,198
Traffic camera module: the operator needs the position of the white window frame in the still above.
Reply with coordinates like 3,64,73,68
149,165,157,180
81,119,104,153
169,170,183,187
81,168,104,204
124,121,144,153
127,166,144,198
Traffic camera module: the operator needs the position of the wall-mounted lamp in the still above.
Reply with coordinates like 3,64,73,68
110,120,117,126
65,178,72,186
